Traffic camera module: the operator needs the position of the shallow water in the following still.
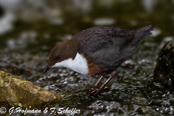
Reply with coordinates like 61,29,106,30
0,0,174,115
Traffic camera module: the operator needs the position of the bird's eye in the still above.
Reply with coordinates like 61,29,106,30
55,56,59,59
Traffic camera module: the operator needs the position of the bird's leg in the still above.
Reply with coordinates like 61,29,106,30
89,70,117,96
88,76,104,95
94,76,104,88
94,70,117,95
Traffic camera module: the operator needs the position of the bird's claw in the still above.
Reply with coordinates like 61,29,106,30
88,88,100,97
88,86,110,97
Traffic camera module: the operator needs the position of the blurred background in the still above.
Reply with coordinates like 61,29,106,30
0,0,174,115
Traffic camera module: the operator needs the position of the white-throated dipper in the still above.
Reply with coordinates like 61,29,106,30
43,25,154,96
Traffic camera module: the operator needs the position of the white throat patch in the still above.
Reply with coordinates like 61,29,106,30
53,53,88,75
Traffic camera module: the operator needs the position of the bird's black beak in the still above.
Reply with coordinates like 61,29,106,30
42,64,52,74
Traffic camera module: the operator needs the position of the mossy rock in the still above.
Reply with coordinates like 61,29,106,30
154,41,174,88
0,71,61,108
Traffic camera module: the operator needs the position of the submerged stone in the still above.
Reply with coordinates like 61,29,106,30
0,71,61,108
154,41,174,88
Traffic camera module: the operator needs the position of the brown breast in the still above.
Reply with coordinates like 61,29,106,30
84,55,102,75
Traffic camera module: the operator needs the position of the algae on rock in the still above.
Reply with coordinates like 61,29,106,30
0,71,61,108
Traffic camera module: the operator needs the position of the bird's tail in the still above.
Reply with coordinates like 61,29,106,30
130,25,154,46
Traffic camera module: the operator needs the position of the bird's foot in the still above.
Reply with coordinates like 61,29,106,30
88,86,110,97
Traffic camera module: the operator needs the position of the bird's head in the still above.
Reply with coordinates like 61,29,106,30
43,40,77,73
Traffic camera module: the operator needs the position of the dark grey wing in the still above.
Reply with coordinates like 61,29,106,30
110,27,135,47
75,27,113,54
75,27,135,55
74,27,136,73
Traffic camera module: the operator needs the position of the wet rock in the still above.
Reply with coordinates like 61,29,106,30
0,71,61,108
154,41,174,88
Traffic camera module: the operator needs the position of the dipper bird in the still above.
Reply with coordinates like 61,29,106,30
43,25,154,96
